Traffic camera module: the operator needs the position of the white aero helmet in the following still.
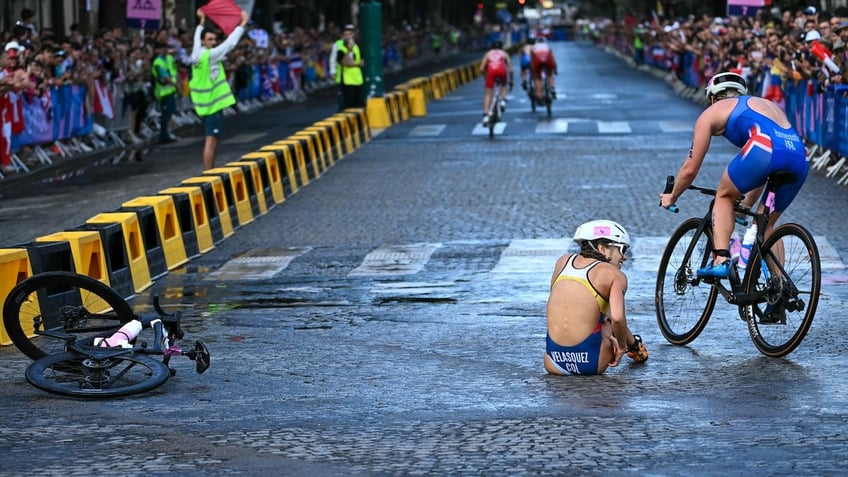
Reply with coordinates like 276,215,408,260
573,220,631,246
705,71,748,101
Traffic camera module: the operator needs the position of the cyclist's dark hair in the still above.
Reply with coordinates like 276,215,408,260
578,240,611,263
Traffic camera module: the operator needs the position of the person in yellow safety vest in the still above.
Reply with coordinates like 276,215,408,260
335,24,365,111
152,42,179,144
190,8,249,171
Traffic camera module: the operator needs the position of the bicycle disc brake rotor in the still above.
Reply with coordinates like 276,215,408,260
673,266,691,295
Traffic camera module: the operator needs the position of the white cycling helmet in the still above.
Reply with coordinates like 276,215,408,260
705,71,748,102
573,220,631,246
804,30,822,42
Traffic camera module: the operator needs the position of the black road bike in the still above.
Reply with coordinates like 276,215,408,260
656,173,821,357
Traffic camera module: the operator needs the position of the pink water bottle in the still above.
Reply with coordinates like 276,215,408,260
93,320,142,348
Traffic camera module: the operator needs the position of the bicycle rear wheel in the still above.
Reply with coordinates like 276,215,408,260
545,85,552,118
488,100,497,138
3,272,135,360
742,223,820,357
655,218,719,345
26,351,170,398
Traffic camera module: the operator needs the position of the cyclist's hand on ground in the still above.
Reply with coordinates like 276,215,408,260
607,334,622,367
626,335,648,363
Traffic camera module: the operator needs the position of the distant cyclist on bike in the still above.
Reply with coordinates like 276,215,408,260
659,71,809,279
530,36,557,101
545,220,648,376
479,39,512,127
519,37,534,92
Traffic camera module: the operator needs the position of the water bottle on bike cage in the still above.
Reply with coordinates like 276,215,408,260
739,224,757,270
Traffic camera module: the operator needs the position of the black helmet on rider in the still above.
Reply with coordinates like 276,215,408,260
535,36,546,43
492,40,503,49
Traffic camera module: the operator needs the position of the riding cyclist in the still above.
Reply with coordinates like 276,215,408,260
659,71,809,279
479,39,512,127
545,220,648,376
519,37,534,92
530,36,557,101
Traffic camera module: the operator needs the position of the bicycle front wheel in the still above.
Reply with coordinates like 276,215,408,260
26,351,170,398
3,272,135,360
742,223,820,357
655,217,719,345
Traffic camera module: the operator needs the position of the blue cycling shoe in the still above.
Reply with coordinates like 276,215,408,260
697,260,731,278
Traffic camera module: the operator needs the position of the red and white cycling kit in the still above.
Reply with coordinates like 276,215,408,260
483,49,508,89
530,43,555,77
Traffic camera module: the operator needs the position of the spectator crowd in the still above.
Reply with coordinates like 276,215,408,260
0,8,482,176
601,5,848,105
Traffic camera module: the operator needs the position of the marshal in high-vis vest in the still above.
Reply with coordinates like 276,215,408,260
190,7,249,170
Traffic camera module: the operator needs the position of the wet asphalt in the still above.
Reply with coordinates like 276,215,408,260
1,41,848,476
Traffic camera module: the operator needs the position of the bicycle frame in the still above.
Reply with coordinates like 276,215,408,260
676,184,781,309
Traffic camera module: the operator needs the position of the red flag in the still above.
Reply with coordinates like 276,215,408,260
200,0,243,36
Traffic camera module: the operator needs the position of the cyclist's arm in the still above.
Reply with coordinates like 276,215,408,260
607,271,635,353
479,54,488,74
668,109,719,202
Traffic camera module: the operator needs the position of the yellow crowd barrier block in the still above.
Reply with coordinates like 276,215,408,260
302,126,336,167
291,131,328,177
260,144,302,195
181,175,235,240
121,196,189,271
0,248,33,346
204,167,255,228
35,231,109,285
240,151,285,205
366,96,391,128
159,187,216,254
271,141,310,187
226,161,269,215
87,212,154,293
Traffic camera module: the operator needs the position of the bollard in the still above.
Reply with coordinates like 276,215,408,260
408,87,426,116
240,152,285,206
86,212,155,293
181,176,234,241
366,96,391,128
25,239,75,275
292,130,330,175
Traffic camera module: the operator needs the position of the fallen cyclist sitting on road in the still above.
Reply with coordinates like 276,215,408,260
544,220,648,375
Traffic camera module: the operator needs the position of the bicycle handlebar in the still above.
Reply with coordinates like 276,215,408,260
662,175,679,213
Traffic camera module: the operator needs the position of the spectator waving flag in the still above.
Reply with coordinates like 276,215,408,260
200,0,243,36
93,79,115,119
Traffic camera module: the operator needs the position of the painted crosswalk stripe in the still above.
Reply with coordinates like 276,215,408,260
206,247,311,280
349,242,442,276
472,122,507,135
659,120,691,133
410,125,446,136
597,121,631,134
536,119,570,134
